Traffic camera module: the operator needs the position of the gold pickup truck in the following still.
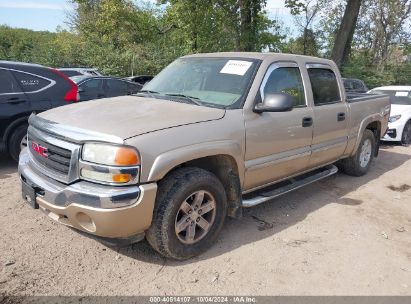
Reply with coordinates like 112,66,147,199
18,52,390,259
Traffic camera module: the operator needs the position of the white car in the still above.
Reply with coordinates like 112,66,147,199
369,86,411,145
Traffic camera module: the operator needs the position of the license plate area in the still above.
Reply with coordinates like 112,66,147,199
22,179,39,209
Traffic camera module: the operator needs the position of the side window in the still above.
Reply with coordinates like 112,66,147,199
261,66,306,107
127,82,141,93
0,69,21,94
106,79,127,92
81,79,102,90
308,68,341,105
12,71,52,93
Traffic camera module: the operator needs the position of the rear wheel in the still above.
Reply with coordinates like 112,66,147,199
8,124,28,162
401,121,411,145
338,129,375,177
146,167,227,260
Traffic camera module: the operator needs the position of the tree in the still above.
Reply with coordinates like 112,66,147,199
285,0,324,55
331,0,362,67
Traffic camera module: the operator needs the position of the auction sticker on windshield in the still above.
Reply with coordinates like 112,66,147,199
220,60,253,76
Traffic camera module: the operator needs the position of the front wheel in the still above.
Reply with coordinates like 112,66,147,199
401,121,411,145
146,167,227,260
338,129,376,177
8,124,28,162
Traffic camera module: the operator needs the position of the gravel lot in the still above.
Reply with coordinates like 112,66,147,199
0,144,410,296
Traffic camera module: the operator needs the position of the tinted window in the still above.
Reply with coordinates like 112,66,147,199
127,82,141,93
106,79,127,92
0,69,21,94
60,70,82,77
262,67,305,107
81,79,103,90
308,68,341,105
13,71,52,93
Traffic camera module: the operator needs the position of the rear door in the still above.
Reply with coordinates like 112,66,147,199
306,64,349,168
0,68,28,141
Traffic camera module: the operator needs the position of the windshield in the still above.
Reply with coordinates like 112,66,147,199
142,57,258,108
371,90,411,105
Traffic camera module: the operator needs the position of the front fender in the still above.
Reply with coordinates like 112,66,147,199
147,140,244,185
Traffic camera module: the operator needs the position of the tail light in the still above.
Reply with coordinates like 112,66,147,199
50,68,79,102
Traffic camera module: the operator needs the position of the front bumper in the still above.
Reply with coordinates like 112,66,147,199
18,149,157,240
382,120,404,141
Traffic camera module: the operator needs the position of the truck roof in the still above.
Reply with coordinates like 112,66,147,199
183,52,336,65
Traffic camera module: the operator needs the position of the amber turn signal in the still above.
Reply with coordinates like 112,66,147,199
114,147,139,166
112,173,132,183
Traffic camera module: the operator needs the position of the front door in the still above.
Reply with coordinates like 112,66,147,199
244,62,314,191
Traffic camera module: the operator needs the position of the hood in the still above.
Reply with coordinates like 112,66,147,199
39,96,225,139
390,104,411,116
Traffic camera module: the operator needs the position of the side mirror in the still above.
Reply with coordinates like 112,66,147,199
254,93,294,113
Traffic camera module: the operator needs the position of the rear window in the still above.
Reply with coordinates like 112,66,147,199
0,69,21,94
308,68,341,105
372,90,411,105
12,71,52,93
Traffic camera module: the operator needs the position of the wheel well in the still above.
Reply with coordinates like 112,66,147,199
167,155,242,218
4,116,29,150
365,121,381,157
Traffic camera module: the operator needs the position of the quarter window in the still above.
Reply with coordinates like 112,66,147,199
308,68,341,105
12,71,52,93
262,67,306,107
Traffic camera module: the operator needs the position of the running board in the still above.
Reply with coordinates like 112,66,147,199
242,165,338,208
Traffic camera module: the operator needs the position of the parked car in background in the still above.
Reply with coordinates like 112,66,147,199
71,76,142,101
369,86,411,145
58,68,103,77
343,78,369,93
0,61,79,161
125,75,154,85
19,53,390,259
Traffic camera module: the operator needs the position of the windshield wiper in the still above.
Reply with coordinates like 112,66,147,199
137,90,160,97
164,93,203,106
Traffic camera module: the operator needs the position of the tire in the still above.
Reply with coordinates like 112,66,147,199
338,129,375,177
401,121,411,145
8,124,28,162
146,167,227,260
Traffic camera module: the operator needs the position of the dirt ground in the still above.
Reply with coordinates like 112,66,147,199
0,144,410,296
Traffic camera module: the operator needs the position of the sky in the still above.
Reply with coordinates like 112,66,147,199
0,0,294,32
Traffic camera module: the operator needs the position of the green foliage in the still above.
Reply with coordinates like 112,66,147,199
0,0,410,86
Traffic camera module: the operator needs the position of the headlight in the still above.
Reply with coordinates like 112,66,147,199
80,143,140,185
389,115,401,123
82,143,139,166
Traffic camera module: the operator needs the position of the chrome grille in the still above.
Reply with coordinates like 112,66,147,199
27,126,81,184
28,132,71,175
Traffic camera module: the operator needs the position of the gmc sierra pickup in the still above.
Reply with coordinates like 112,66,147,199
18,52,390,259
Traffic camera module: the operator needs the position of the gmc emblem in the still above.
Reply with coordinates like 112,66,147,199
32,142,48,158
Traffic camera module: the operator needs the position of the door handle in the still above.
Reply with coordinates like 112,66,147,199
302,117,313,127
97,94,105,98
337,112,346,121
